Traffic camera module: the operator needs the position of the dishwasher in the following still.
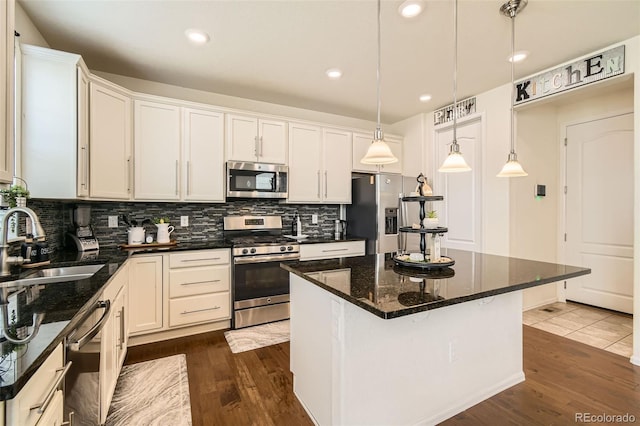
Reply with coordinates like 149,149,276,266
64,298,111,425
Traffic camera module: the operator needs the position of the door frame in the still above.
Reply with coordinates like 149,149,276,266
557,108,634,302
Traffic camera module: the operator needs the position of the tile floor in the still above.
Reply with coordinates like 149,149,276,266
523,301,633,358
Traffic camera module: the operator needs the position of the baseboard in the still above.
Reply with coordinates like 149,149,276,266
522,296,558,312
128,320,230,346
418,371,526,425
630,354,640,366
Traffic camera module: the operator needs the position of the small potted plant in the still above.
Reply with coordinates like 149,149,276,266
0,184,30,208
425,210,439,229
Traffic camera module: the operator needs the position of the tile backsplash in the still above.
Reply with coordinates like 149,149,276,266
26,199,340,251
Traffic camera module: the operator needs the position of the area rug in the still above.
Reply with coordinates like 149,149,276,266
105,354,192,426
224,320,290,353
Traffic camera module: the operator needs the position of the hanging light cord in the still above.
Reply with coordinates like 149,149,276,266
452,0,458,146
509,8,516,156
375,0,382,139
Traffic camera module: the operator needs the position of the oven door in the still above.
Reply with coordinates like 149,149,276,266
232,254,297,328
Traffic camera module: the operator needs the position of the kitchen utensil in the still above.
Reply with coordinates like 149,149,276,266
127,227,145,245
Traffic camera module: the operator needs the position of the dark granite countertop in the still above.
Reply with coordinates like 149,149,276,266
282,248,591,320
0,238,231,400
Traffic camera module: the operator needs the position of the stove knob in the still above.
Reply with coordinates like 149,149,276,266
242,248,249,255
280,246,286,252
287,246,294,251
250,248,257,254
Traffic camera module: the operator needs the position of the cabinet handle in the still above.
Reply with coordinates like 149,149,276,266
181,306,221,315
186,161,191,196
324,171,328,198
259,136,263,157
81,146,88,189
62,411,74,426
30,361,72,414
116,306,125,350
254,136,258,157
322,248,349,253
175,160,179,196
180,279,221,286
127,156,132,194
317,170,321,198
179,257,221,262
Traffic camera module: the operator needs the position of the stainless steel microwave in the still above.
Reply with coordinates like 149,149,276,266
226,161,288,199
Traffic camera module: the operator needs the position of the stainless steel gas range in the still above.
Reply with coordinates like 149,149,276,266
223,215,299,329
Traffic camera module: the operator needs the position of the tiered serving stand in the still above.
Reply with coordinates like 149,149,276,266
392,195,455,269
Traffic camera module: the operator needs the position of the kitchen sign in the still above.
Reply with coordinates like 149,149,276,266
434,97,476,126
514,45,625,105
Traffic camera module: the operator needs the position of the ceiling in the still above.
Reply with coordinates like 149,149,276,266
17,0,640,124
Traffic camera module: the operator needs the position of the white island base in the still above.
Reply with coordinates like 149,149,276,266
290,274,525,425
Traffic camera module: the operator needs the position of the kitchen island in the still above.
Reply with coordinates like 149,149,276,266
282,249,591,425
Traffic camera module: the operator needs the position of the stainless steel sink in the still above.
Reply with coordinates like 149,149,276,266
0,264,105,289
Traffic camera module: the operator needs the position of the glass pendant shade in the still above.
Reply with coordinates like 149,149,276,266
361,129,398,164
497,152,528,177
438,142,471,172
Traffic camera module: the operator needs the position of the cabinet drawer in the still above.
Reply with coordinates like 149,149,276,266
169,265,230,298
169,249,230,268
6,344,65,426
299,241,365,261
169,292,230,327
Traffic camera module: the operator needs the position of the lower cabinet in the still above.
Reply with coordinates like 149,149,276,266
128,249,231,342
299,240,366,261
5,344,65,426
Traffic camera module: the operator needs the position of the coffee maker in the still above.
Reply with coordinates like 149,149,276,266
67,205,99,251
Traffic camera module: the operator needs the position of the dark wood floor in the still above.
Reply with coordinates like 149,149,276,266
125,325,640,425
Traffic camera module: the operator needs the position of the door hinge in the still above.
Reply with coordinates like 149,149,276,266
564,186,567,194
564,281,567,289
564,233,567,242
564,137,567,146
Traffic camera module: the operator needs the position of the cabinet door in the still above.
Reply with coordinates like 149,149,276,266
134,100,181,200
89,80,132,199
76,66,89,197
0,0,14,183
128,255,163,335
226,114,258,162
288,122,321,203
183,108,224,201
34,390,63,426
351,132,378,172
257,118,287,164
322,128,352,203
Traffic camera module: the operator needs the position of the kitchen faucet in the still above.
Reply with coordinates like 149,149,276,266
0,206,46,276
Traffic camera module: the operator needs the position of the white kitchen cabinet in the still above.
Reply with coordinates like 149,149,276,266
0,0,15,184
89,77,133,199
101,262,128,423
168,249,231,328
182,107,225,202
5,344,66,426
20,44,89,199
128,254,163,335
226,113,287,164
299,240,365,261
76,66,90,197
134,99,182,200
288,123,351,204
352,132,403,174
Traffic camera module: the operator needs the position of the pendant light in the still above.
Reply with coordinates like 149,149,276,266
438,0,471,173
497,0,528,177
361,0,398,165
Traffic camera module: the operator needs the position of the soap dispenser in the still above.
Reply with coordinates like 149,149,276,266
291,212,298,236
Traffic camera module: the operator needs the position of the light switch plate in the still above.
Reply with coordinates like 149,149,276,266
312,214,318,224
181,216,189,227
108,216,118,228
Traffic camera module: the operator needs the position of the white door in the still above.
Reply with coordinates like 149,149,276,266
322,128,352,203
288,122,322,203
257,118,287,164
565,112,634,313
226,114,258,162
433,116,483,252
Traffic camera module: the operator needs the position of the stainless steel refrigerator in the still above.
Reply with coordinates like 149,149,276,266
346,173,403,254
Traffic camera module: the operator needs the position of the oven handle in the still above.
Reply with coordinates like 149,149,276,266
67,300,111,352
234,253,300,264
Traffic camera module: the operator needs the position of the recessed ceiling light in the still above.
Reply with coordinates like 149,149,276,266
326,68,343,80
508,50,529,62
185,29,210,44
398,0,424,18
419,94,432,102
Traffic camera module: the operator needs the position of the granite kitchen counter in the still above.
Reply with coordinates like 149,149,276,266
0,238,231,400
282,248,591,319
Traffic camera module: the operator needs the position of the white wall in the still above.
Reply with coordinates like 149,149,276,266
14,2,48,48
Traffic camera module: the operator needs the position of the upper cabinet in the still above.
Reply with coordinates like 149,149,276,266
352,132,403,175
134,99,182,200
134,97,226,202
288,123,351,204
20,44,88,199
0,0,15,183
89,77,133,200
182,107,225,202
226,113,287,164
